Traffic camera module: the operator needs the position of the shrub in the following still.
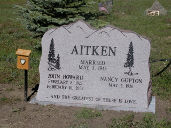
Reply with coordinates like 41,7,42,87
16,0,102,37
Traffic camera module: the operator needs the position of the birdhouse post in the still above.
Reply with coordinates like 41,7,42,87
16,49,31,101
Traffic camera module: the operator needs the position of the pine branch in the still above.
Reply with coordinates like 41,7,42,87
16,0,103,37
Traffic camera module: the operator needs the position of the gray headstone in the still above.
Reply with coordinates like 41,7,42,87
33,20,154,112
105,0,113,10
99,0,113,13
145,0,167,15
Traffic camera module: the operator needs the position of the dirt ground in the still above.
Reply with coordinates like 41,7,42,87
0,84,171,128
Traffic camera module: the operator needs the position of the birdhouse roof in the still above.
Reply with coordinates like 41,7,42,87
149,0,166,11
16,49,31,57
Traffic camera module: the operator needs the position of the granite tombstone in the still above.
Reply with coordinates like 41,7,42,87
99,0,113,13
145,0,167,16
32,20,155,113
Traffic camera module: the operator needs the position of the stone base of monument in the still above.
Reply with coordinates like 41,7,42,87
30,96,155,113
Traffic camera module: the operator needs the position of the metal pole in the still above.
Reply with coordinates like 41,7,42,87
24,70,28,101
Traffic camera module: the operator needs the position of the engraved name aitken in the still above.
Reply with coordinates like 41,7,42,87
71,45,117,56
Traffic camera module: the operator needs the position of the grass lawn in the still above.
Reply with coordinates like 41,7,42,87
0,0,171,127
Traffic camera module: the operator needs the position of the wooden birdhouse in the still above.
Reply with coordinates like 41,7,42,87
16,49,31,70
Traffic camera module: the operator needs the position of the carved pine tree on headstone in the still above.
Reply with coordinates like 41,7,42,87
48,38,56,71
124,42,138,76
55,54,60,69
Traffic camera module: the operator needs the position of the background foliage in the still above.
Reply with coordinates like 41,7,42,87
16,0,104,37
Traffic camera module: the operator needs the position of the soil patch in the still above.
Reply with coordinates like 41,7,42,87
0,84,170,128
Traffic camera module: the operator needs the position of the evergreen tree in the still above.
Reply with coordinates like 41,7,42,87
55,54,60,69
124,42,135,76
48,38,56,64
124,42,134,68
16,0,103,37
